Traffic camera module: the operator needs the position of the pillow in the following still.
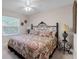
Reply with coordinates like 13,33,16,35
30,30,39,35
52,31,56,37
39,31,53,37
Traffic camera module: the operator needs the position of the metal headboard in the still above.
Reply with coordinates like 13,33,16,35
31,21,59,47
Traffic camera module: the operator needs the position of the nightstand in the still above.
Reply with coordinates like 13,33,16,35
62,39,67,54
59,40,73,54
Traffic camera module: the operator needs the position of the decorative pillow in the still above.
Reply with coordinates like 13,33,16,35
52,31,56,37
39,31,53,37
30,30,39,35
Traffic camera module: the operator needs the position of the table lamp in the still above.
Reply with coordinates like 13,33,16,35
62,24,68,53
63,24,68,40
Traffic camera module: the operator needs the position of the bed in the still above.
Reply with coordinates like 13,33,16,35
8,22,59,59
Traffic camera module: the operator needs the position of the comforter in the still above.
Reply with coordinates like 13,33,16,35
8,34,57,59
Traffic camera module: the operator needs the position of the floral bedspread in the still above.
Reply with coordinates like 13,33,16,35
8,34,57,59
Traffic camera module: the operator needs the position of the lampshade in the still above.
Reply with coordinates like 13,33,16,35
63,24,68,32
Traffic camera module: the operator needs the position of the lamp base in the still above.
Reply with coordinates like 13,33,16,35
63,31,68,38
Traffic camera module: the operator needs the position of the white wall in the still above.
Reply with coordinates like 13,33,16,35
28,5,73,45
73,34,77,59
2,9,29,34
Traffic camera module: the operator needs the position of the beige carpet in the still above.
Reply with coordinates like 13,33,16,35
2,36,73,59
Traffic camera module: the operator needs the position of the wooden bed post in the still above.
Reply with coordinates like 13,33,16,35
56,22,59,48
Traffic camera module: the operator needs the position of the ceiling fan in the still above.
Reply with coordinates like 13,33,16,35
24,0,36,12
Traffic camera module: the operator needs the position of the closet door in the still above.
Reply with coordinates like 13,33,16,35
73,1,77,33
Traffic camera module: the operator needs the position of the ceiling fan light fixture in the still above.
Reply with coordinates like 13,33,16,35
25,7,32,12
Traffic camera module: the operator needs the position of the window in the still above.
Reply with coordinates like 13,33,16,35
2,16,20,36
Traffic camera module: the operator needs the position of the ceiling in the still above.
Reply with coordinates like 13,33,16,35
2,0,73,15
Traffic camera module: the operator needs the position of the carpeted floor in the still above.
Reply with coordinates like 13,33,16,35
2,36,73,59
